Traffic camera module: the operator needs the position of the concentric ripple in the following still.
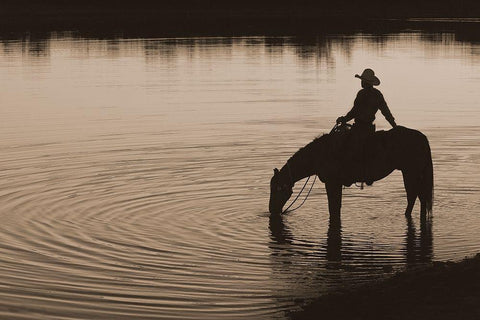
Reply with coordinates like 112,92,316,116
1,126,480,319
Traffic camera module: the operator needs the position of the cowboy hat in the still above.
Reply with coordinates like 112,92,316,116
355,68,380,86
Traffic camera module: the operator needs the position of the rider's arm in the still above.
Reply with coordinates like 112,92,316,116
342,92,361,123
378,92,397,127
344,110,355,123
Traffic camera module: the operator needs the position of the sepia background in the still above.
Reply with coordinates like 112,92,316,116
1,21,480,319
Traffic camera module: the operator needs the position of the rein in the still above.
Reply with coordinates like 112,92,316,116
282,162,317,214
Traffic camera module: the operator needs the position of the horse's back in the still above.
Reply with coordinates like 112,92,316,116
380,126,432,170
387,126,430,149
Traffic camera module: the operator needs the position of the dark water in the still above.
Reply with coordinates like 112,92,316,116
1,27,480,319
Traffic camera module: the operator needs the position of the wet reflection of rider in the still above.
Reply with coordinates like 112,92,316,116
336,69,397,185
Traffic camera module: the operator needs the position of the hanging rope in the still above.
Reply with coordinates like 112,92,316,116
282,175,316,214
282,176,309,213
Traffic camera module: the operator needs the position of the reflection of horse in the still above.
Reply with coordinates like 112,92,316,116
269,126,433,218
269,212,433,267
405,215,433,266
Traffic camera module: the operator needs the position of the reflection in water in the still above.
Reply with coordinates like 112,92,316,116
269,212,433,291
405,215,433,267
270,212,433,270
268,214,435,320
269,214,293,246
2,29,480,68
0,35,50,59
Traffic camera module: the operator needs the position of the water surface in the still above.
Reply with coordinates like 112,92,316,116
1,29,480,319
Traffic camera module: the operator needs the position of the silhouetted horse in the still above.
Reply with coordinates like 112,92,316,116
269,126,433,217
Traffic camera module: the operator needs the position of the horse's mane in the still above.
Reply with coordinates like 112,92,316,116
288,133,330,163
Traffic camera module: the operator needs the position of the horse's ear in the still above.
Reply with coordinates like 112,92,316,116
274,168,279,175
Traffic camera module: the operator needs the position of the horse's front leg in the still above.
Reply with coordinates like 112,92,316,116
326,180,343,217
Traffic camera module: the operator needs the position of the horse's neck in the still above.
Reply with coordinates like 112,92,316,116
281,153,315,186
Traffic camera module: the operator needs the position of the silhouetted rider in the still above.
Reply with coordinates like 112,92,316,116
337,68,397,133
335,68,397,185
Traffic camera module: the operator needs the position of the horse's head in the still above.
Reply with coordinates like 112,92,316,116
269,168,293,214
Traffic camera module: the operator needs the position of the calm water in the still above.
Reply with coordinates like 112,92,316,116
1,29,480,319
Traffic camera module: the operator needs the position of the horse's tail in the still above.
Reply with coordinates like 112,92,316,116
420,138,434,214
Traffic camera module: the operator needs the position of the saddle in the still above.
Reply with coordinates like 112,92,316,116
329,123,388,186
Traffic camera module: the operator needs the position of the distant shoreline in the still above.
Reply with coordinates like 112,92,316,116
292,253,480,320
1,17,479,39
1,1,480,36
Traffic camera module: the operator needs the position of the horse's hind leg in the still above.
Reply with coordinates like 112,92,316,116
419,194,427,217
402,171,418,217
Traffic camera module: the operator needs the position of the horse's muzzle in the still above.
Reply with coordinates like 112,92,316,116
269,199,282,215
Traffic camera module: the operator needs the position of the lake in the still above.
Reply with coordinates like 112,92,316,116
1,24,480,319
